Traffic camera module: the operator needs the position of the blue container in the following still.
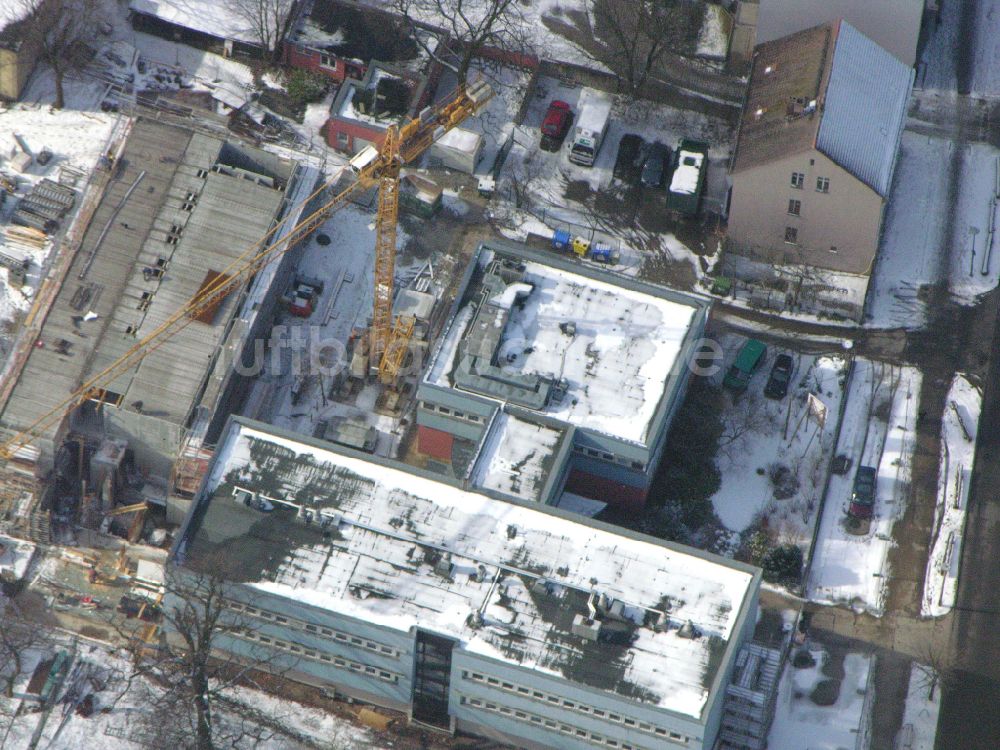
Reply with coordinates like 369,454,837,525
551,229,571,251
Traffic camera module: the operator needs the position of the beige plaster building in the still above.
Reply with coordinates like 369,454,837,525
0,11,40,101
727,20,913,277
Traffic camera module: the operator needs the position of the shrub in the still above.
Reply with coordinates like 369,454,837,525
286,69,328,106
762,544,803,586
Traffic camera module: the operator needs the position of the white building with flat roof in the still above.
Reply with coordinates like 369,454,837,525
175,417,762,749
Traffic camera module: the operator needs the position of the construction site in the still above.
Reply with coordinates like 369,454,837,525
0,75,496,620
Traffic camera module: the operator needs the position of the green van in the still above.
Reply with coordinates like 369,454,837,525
723,338,767,391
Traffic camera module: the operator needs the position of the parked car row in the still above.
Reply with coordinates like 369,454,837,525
722,339,794,400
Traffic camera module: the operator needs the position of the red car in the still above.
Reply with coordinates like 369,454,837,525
540,100,572,151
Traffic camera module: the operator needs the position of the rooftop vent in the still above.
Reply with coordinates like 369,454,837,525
434,554,454,579
677,620,701,639
572,614,602,642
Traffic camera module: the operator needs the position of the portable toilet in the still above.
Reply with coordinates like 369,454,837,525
551,229,572,251
590,242,619,265
572,237,591,258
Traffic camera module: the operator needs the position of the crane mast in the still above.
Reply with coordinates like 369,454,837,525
0,80,493,462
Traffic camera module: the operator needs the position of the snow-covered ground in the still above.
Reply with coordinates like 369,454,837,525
360,0,606,72
240,202,431,456
709,347,845,551
767,646,873,750
807,360,922,614
867,131,1000,328
898,663,942,750
922,374,980,617
0,637,390,750
433,60,531,179
0,68,121,349
492,77,731,278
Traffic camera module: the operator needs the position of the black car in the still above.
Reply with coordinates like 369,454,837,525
640,142,671,188
764,353,794,399
613,134,644,183
849,466,877,519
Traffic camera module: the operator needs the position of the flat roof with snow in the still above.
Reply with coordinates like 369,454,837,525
181,418,759,719
472,412,565,502
129,0,259,44
425,243,703,445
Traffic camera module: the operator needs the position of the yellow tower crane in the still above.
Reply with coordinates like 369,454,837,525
0,80,493,462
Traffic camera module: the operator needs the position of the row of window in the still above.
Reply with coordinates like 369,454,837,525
420,400,487,425
460,671,688,744
459,695,659,750
226,600,400,658
790,172,830,192
233,630,400,683
571,443,644,472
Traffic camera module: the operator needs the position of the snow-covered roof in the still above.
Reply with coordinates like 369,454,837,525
435,127,483,155
473,412,564,502
670,150,705,195
0,5,30,29
427,247,699,444
0,534,35,581
816,21,913,197
732,20,911,197
183,420,758,719
129,0,260,45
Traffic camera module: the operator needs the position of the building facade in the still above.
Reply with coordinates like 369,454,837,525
415,240,710,511
727,21,913,305
173,418,763,750
0,12,40,101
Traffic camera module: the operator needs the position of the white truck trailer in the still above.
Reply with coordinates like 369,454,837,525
568,90,612,167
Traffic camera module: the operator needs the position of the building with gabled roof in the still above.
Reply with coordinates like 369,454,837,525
173,416,762,750
726,20,913,282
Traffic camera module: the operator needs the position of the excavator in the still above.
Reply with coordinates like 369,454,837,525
0,79,494,463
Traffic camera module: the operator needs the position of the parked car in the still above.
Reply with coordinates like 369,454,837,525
613,134,644,183
764,353,794,399
540,100,572,151
848,466,877,519
723,339,767,391
640,142,671,188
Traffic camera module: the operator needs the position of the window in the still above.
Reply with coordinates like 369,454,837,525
196,168,208,178
336,131,349,149
784,226,798,244
790,171,804,189
787,199,801,216
816,176,830,193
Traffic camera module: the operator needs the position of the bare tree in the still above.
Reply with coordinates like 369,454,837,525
17,0,103,109
226,0,300,63
0,597,53,700
393,0,529,88
590,0,700,94
115,568,292,750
